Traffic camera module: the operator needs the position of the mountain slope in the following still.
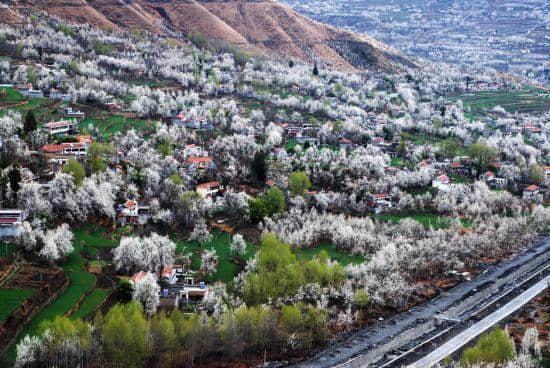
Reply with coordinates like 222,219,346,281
4,0,417,72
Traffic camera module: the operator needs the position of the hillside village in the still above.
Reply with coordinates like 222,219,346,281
0,12,548,368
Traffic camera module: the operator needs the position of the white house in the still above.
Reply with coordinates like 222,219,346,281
21,89,44,98
196,182,223,198
0,209,26,240
50,89,70,101
43,120,76,136
41,142,88,156
60,142,88,156
116,200,150,225
523,185,542,203
432,174,453,192
63,107,85,119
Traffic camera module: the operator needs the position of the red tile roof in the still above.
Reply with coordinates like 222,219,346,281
130,271,147,284
45,120,74,129
450,162,462,168
187,156,212,164
524,185,539,192
41,144,63,153
162,266,173,278
61,142,86,149
436,174,449,183
197,181,220,189
0,218,18,224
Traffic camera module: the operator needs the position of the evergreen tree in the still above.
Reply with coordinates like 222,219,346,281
8,166,21,194
24,111,38,133
252,151,267,182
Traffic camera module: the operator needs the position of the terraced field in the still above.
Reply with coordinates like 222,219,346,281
70,288,110,320
445,86,550,119
0,288,35,323
4,225,119,362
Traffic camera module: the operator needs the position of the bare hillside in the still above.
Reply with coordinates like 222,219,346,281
4,0,417,72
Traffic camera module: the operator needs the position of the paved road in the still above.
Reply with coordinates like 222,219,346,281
409,275,550,368
293,237,550,368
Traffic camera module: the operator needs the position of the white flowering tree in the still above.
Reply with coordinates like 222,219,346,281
113,236,143,274
132,272,160,316
229,233,247,260
200,249,218,278
188,218,211,245
38,224,74,263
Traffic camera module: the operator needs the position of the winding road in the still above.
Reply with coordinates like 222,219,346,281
409,274,550,368
293,236,550,368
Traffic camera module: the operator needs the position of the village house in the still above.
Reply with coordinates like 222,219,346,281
196,181,223,198
49,88,70,101
432,174,453,192
161,265,178,285
0,209,26,240
41,142,88,156
522,185,542,203
186,116,211,131
186,156,214,170
295,133,319,146
338,138,354,150
63,107,85,119
129,271,149,286
182,144,208,159
523,125,542,138
479,171,507,189
43,120,77,136
130,267,209,310
18,84,44,98
116,200,150,225
368,193,393,214
172,111,187,125
449,161,465,174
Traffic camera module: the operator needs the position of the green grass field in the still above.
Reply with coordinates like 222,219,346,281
175,231,256,284
0,288,35,323
0,87,25,103
73,224,120,248
0,243,15,258
70,288,110,320
445,86,550,118
376,213,452,229
4,225,121,362
79,115,154,138
5,271,95,361
294,244,365,265
375,213,472,229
